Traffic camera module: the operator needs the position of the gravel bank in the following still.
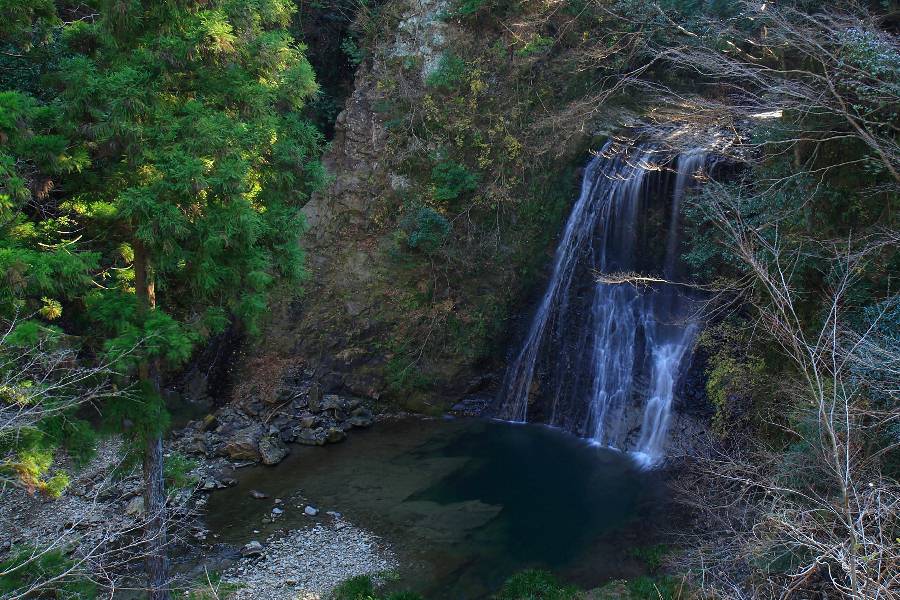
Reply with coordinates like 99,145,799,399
221,521,397,600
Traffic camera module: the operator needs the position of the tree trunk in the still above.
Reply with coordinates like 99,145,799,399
143,431,169,600
134,239,171,600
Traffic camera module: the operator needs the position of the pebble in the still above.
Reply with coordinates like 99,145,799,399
222,522,396,600
304,505,319,516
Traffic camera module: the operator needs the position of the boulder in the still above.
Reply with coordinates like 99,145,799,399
325,427,346,444
308,383,323,409
304,505,319,516
125,496,145,516
295,427,326,446
199,414,217,431
223,425,263,461
298,415,319,429
191,438,209,455
278,425,295,443
308,390,324,412
348,407,374,428
241,540,264,558
258,436,290,465
321,394,344,411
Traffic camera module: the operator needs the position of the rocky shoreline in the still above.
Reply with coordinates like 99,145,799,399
1,423,397,599
174,374,377,467
221,521,397,600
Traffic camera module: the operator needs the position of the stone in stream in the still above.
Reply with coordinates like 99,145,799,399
258,436,289,465
249,489,269,500
278,425,295,443
223,425,263,461
295,427,326,446
348,407,374,428
304,505,319,516
325,427,346,444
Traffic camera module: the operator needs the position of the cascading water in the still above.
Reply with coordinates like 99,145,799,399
495,141,710,464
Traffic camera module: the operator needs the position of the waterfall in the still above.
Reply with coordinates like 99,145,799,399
495,141,709,464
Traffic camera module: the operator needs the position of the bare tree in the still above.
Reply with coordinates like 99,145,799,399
665,179,900,599
551,1,900,193
0,318,201,599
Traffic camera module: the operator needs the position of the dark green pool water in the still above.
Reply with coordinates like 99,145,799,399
204,417,667,598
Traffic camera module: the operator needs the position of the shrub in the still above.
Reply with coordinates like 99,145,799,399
402,207,451,254
516,35,553,57
450,0,487,16
331,575,377,600
425,53,467,90
431,160,479,202
341,36,365,66
626,576,687,600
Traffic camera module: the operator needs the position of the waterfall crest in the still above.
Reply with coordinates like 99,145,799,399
495,141,710,463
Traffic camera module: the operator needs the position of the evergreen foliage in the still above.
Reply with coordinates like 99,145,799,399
425,53,467,90
1,0,324,595
0,545,97,599
1,0,324,465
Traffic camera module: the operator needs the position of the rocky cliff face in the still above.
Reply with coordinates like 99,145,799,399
231,0,715,451
241,0,485,411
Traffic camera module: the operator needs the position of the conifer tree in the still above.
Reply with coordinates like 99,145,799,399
10,0,325,596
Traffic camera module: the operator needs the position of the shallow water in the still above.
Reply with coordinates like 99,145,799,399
204,417,668,598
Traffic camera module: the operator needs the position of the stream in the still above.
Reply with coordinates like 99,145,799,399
204,417,669,598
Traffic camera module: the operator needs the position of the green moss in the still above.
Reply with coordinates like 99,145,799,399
516,35,553,56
